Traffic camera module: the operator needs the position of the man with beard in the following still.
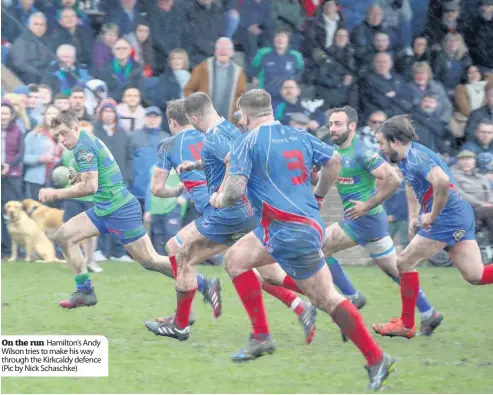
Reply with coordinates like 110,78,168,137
372,115,493,338
319,106,443,339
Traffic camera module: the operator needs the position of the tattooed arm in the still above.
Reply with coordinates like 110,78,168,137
210,174,248,208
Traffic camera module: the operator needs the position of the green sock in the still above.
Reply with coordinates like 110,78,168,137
75,273,89,284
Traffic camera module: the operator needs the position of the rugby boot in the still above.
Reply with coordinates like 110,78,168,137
201,277,222,318
145,317,190,341
419,310,444,336
372,317,416,339
298,301,317,344
365,352,397,391
341,291,367,342
155,311,196,326
231,334,276,362
59,288,97,309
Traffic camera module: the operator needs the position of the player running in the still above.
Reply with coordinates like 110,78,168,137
211,89,396,390
144,96,317,343
319,106,443,338
38,110,219,310
372,115,493,338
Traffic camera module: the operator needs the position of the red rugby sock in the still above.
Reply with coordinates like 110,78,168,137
175,287,196,328
481,265,493,285
400,272,419,328
170,256,178,278
233,270,270,335
332,299,383,366
283,275,305,294
262,282,304,316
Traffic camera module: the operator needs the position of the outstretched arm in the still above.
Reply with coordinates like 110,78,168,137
210,174,248,208
151,167,184,198
364,162,401,210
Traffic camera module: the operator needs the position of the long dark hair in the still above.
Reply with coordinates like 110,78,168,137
135,19,155,70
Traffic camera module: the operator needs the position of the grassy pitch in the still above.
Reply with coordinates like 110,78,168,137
2,261,493,394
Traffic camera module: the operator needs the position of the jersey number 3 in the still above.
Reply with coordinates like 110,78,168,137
284,150,308,185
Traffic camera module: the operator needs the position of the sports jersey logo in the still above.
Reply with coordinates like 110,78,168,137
337,176,354,184
453,229,466,241
77,149,94,163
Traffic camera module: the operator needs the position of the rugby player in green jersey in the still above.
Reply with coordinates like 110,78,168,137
319,106,443,337
38,110,221,313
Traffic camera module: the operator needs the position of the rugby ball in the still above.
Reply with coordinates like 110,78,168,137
52,166,70,187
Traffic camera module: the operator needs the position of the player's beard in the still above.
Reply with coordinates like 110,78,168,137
331,127,351,145
387,148,399,163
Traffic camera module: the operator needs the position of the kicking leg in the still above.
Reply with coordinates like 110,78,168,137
372,235,446,338
257,264,317,344
366,236,443,335
144,222,227,340
153,234,225,324
124,233,175,278
322,224,364,303
55,212,100,309
224,232,278,361
294,264,396,391
450,239,493,285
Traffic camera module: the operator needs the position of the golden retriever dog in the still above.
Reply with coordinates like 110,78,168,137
23,199,64,240
4,201,62,262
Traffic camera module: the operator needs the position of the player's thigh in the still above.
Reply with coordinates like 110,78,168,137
449,240,484,285
398,235,446,272
172,220,229,267
294,264,345,314
322,222,357,256
224,231,276,278
124,233,161,263
56,211,100,245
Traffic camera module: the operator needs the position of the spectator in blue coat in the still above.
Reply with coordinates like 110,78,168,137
128,106,171,205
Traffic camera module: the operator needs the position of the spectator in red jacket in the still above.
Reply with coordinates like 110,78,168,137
1,99,25,257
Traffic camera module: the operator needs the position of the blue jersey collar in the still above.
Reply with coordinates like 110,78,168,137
206,117,225,134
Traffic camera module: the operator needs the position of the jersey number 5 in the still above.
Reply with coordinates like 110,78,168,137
284,150,308,185
188,142,203,161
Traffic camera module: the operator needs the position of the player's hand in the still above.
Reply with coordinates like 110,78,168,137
346,200,369,220
1,163,10,175
68,169,82,185
388,215,396,223
408,217,419,239
420,213,434,231
38,188,58,203
176,161,196,175
143,212,152,224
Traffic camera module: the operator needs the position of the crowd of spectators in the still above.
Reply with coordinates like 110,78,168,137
2,0,493,261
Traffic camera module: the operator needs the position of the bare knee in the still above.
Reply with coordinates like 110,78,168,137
461,271,482,285
224,249,244,278
396,253,414,273
165,239,178,257
55,226,74,249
